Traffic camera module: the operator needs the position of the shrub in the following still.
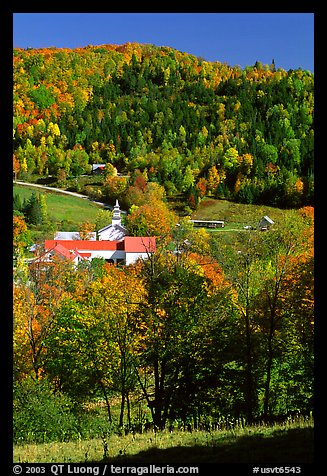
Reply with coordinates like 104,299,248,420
13,377,79,444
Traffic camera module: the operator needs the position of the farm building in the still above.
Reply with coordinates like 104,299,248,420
53,231,97,241
35,200,156,267
33,242,87,266
92,164,106,175
259,216,274,231
190,219,224,228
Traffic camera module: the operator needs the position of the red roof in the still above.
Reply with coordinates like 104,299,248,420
45,239,120,251
44,237,156,255
53,243,78,261
35,242,80,263
123,236,156,253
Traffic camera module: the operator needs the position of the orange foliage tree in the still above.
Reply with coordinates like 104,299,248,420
79,221,96,240
126,198,178,238
43,262,147,426
13,257,77,380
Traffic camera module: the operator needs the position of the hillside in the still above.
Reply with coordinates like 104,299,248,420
13,42,314,208
13,183,107,228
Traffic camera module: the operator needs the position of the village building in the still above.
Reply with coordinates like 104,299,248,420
33,242,86,266
34,200,155,267
42,236,156,266
190,219,224,228
53,231,97,241
92,164,106,175
98,200,128,241
259,215,274,231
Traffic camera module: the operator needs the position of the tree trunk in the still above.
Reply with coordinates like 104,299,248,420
244,311,255,423
99,380,112,423
119,390,125,428
153,359,164,430
126,392,131,429
263,316,275,421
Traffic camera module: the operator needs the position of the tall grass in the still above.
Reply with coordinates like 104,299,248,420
13,416,313,464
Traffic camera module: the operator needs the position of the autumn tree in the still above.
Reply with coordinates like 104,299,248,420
134,244,232,430
44,263,147,427
13,153,21,181
256,212,314,418
104,175,128,200
207,165,220,195
126,197,178,238
211,209,314,421
214,231,263,422
13,214,31,255
14,257,77,380
78,220,96,240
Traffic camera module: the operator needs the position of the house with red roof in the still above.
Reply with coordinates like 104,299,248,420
92,164,106,175
35,199,156,267
123,237,156,265
42,236,156,266
34,242,86,266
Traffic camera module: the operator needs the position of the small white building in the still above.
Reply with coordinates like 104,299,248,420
190,219,224,228
92,164,106,175
54,231,97,241
259,216,274,231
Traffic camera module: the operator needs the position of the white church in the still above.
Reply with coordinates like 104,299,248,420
36,200,156,266
97,200,128,241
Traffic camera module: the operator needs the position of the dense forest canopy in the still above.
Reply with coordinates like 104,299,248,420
13,42,314,207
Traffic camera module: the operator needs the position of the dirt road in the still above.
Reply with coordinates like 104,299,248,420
13,180,115,210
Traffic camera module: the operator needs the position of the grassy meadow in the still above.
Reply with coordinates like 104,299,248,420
14,183,292,234
13,417,314,464
13,183,105,229
191,197,288,231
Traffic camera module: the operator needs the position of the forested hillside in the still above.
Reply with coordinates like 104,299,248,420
13,42,314,207
13,43,315,447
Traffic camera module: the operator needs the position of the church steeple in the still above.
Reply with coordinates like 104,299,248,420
112,199,122,226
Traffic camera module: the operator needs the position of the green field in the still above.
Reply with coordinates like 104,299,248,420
14,183,291,231
14,417,313,464
13,184,105,229
191,197,289,230
14,184,299,245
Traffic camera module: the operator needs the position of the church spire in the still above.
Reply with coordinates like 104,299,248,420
112,199,122,226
